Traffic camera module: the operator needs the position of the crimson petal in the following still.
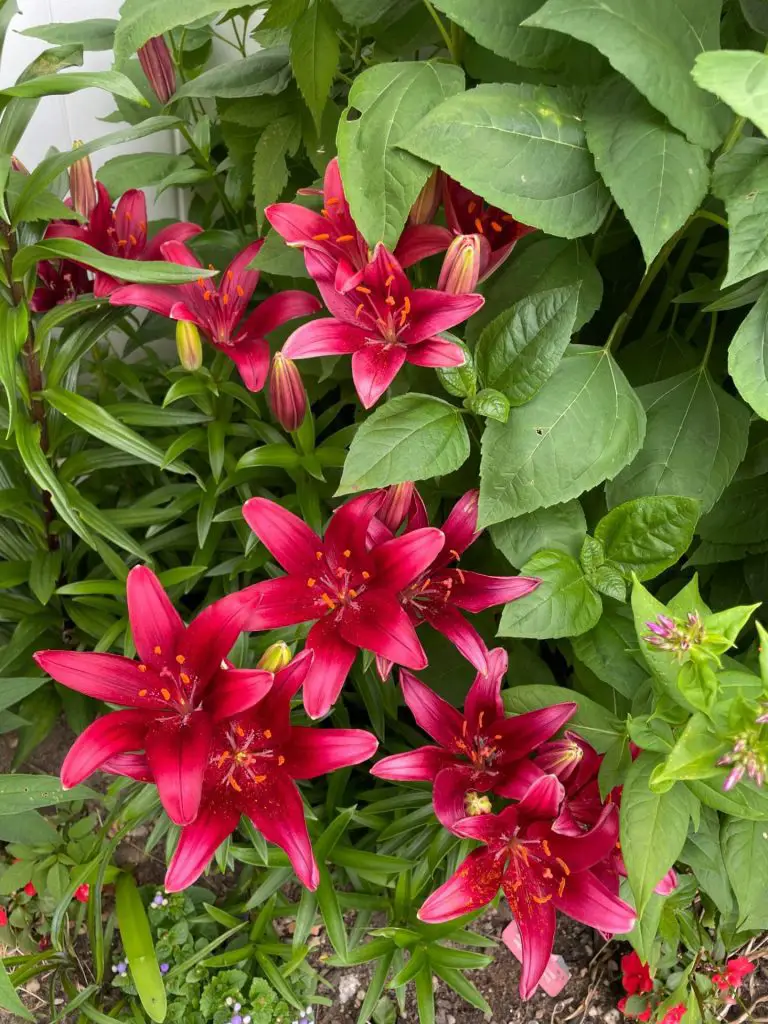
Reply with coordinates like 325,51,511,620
60,709,151,789
165,801,241,892
242,291,322,337
464,647,507,732
339,591,427,669
242,497,322,576
449,570,541,612
402,289,484,345
241,576,322,630
405,338,467,367
303,617,357,719
371,527,445,591
370,745,454,782
101,753,154,783
178,591,251,686
145,711,213,825
142,222,203,260
418,848,501,923
399,669,463,749
554,870,636,935
351,343,407,409
502,869,557,1000
126,566,184,671
284,726,378,778
422,603,489,674
33,650,167,708
433,763,493,829
494,703,578,765
206,668,274,721
244,772,320,889
282,319,366,359
221,335,270,392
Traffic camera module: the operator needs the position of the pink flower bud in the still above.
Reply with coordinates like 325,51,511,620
137,36,176,104
438,234,482,295
10,155,28,174
257,642,292,673
378,482,414,532
176,321,202,371
269,352,307,432
408,169,441,226
69,141,97,218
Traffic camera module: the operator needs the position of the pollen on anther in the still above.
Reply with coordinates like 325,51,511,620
203,290,211,300
385,296,396,306
315,550,323,560
235,725,245,738
355,303,365,318
541,839,551,857
264,729,272,739
222,294,229,305
139,689,148,697
558,878,566,897
449,548,461,562
138,664,148,673
355,286,371,294
312,233,331,241
229,776,242,792
555,857,571,876
336,234,354,242
307,577,316,587
153,645,162,655
474,218,485,233
252,774,267,783
362,570,370,580
491,221,503,232
321,593,336,610
343,549,351,557
494,734,502,740
385,274,395,287
160,688,171,701
180,673,190,685
532,893,552,904
236,285,244,297
176,654,186,664
348,588,358,598
277,755,285,766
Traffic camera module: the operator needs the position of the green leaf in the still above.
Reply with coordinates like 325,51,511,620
503,684,622,752
525,0,724,150
97,152,194,196
572,605,648,699
0,774,95,813
291,1,339,130
252,116,301,230
338,394,470,494
0,677,46,711
0,957,33,1021
14,238,216,285
0,70,146,105
650,714,725,790
499,549,602,639
490,501,588,569
712,138,768,288
478,347,645,526
337,61,464,249
679,805,732,916
316,867,348,959
475,286,580,405
0,809,58,845
43,388,194,477
692,49,768,138
174,48,292,100
29,549,62,606
463,387,509,422
606,370,750,514
689,777,768,820
729,283,768,419
740,0,768,35
594,496,699,581
620,753,692,914
721,817,768,930
0,44,84,157
114,0,240,63
115,874,167,1022
399,83,611,238
467,238,602,345
20,19,117,50
584,76,709,265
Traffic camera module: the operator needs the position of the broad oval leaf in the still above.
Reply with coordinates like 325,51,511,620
594,496,700,581
338,394,470,494
498,549,602,639
721,817,768,930
490,500,588,569
502,683,622,752
174,48,292,100
728,283,768,419
479,346,645,526
399,83,611,238
712,138,768,288
571,605,648,699
693,49,768,139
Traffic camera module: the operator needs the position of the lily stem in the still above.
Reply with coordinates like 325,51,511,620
422,0,458,62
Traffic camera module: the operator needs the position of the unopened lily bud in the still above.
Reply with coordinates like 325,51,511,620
10,155,28,175
69,141,97,218
408,169,441,226
257,642,292,673
176,320,202,371
137,35,176,104
378,483,414,531
438,234,482,295
269,352,307,432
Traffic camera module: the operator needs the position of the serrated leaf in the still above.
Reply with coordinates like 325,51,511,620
174,48,292,100
693,48,768,138
721,817,768,930
252,116,301,229
594,496,700,581
114,0,240,64
713,138,768,288
291,0,339,130
479,347,645,526
585,77,709,265
729,283,768,419
490,500,587,569
498,549,602,639
20,18,116,50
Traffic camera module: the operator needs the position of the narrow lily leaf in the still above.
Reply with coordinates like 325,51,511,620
14,239,215,284
115,874,167,1023
0,70,147,105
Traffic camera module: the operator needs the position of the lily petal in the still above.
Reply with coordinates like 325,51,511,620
60,709,151,789
371,527,445,591
405,338,467,368
423,604,489,675
370,745,454,782
464,647,507,732
101,752,154,783
165,801,241,892
145,710,213,825
109,283,179,317
517,774,565,821
242,497,323,576
449,570,541,613
126,566,184,671
399,669,463,748
418,848,502,923
395,224,452,267
143,222,202,261
494,703,578,765
206,668,274,721
433,763,493,829
402,289,484,346
33,650,166,709
502,871,557,1000
178,591,252,686
340,591,427,669
284,726,378,778
241,576,322,630
440,490,481,559
221,335,270,392
351,343,407,409
554,869,636,935
283,319,366,359
303,617,357,719
242,290,322,337
244,772,320,889
265,202,336,247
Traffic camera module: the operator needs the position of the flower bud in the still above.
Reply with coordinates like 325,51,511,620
464,791,492,816
408,169,441,226
176,321,202,371
378,483,414,532
10,155,28,174
269,352,307,432
69,141,97,218
137,35,176,105
438,233,482,295
257,642,293,673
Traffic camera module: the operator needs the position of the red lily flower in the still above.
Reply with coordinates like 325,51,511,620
265,157,370,292
282,243,483,409
34,567,266,826
371,649,577,828
621,951,653,996
396,176,534,282
45,183,202,297
29,259,92,312
372,489,540,676
164,651,378,891
110,239,321,391
241,493,445,719
419,775,635,999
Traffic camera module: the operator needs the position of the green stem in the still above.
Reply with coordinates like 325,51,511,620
590,202,617,264
179,123,238,226
695,209,728,228
422,0,458,61
701,312,717,369
642,219,707,340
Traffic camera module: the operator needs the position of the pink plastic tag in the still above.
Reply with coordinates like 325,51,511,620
502,921,572,997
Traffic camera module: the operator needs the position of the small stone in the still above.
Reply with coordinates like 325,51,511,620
587,1006,599,1018
584,944,593,955
448,1016,457,1024
603,1010,621,1024
338,974,360,1005
355,989,365,1004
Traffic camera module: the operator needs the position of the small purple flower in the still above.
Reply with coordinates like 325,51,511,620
718,731,767,790
160,962,169,974
112,961,128,976
643,611,706,660
756,702,768,725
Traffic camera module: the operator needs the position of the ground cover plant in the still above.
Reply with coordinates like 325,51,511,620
1,0,768,1020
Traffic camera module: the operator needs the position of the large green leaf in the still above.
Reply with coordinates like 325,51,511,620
679,805,732,916
571,605,648,699
713,139,768,288
525,0,724,150
0,44,84,157
338,61,464,249
490,500,587,569
607,369,750,513
97,152,194,196
114,0,239,63
475,286,580,405
729,284,768,420
585,77,709,265
399,83,611,238
698,475,768,545
594,496,700,581
689,777,768,820
721,817,768,930
174,48,291,100
0,774,95,813
479,347,645,526
503,684,622,752
14,238,215,284
20,18,117,50
116,874,167,1022
290,1,339,130
693,49,768,138
498,549,602,639
252,116,302,230
620,753,692,914
0,70,146,105
338,394,470,494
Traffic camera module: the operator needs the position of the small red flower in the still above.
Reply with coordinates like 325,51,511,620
725,956,755,988
0,906,8,926
659,1005,686,1024
621,951,653,996
37,936,50,951
74,884,90,903
23,882,36,897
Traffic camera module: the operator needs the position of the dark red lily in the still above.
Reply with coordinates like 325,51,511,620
164,651,378,891
241,493,445,719
266,157,370,292
34,567,265,826
281,243,483,408
418,775,636,999
371,649,577,828
110,239,321,390
372,488,540,676
396,176,534,282
30,259,92,312
45,183,202,297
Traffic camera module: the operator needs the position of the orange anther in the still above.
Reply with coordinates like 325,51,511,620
176,654,186,664
449,549,461,561
362,571,370,580
138,664,148,673
203,291,211,300
312,233,331,241
474,218,484,233
160,688,171,701
555,857,571,876
264,729,272,739
229,776,242,792
153,645,162,655
541,839,551,857
316,550,323,560
348,589,358,598
336,234,354,242
343,549,351,558
385,274,395,287
355,303,365,318
385,296,396,306
558,877,566,897
355,286,372,294
236,285,244,297
222,294,229,305
321,593,336,610
494,734,502,741
138,689,148,697
277,755,285,766
491,221,503,232
180,673,190,685
307,577,316,587
467,201,476,214
217,751,231,766
236,725,245,737
252,774,267,783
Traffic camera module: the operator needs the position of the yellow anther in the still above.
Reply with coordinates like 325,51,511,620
176,654,186,664
307,577,316,587
153,646,162,655
160,688,171,701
